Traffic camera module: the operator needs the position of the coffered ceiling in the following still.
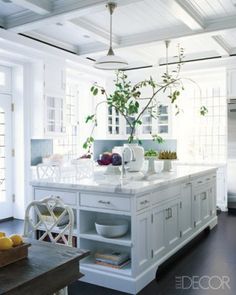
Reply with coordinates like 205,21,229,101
1,0,236,69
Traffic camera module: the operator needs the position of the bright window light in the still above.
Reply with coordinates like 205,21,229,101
0,72,5,86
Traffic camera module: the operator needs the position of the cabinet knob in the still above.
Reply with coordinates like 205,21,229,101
140,200,149,205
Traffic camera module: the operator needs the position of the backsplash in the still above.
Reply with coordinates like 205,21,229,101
93,139,177,160
31,139,53,166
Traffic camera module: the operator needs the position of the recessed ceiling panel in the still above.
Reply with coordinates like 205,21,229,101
221,29,236,48
34,22,101,47
188,0,236,21
81,0,184,37
0,1,26,17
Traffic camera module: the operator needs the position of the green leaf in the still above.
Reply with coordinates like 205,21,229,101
85,114,95,123
93,88,98,95
200,106,208,116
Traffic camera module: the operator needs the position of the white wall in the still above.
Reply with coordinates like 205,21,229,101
12,63,32,219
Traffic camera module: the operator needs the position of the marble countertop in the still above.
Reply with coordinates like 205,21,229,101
31,164,218,195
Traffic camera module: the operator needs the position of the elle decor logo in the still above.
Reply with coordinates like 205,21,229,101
175,275,231,290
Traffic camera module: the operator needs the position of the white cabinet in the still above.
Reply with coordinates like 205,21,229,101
136,198,181,269
164,199,181,250
192,180,216,229
107,106,123,138
151,205,166,262
180,182,193,239
227,69,236,98
135,211,151,272
216,166,227,211
44,60,66,97
32,170,217,295
45,95,65,136
30,60,66,138
43,60,66,137
95,100,172,140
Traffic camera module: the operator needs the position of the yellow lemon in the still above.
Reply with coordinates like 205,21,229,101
9,234,23,246
0,232,6,238
0,237,13,250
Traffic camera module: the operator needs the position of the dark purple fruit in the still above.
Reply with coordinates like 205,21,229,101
97,153,112,165
111,153,122,166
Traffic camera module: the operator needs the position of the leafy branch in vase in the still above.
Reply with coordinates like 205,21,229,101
83,47,207,154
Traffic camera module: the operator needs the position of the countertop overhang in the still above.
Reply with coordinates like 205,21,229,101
31,165,218,195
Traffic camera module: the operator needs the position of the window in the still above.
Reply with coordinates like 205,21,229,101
0,66,11,93
53,82,79,160
173,70,227,162
0,72,5,86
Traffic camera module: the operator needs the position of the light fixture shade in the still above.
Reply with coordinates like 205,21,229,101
94,52,128,70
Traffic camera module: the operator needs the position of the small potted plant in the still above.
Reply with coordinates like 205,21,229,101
144,149,159,175
158,151,177,172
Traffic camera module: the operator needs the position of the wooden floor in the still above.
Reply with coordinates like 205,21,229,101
1,212,236,295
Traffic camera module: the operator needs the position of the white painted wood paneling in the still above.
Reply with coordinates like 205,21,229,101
188,0,236,20
81,0,183,37
0,2,26,17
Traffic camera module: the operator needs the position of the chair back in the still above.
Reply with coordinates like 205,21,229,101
36,164,61,180
24,196,74,246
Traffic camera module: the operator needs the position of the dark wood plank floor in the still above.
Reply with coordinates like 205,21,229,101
0,212,235,295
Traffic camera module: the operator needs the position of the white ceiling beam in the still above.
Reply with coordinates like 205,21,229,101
6,0,142,33
10,0,51,15
23,31,79,53
166,0,204,30
67,19,120,46
0,27,110,78
79,16,236,55
211,35,231,56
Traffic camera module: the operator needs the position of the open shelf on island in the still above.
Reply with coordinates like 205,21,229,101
81,256,132,276
80,229,132,247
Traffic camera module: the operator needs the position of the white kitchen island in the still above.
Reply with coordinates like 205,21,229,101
31,165,218,294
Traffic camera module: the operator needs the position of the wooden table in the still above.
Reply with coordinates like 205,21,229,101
0,239,89,295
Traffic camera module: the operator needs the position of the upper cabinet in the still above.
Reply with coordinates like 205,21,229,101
31,60,66,139
44,60,66,97
44,60,66,137
95,100,172,140
227,69,236,98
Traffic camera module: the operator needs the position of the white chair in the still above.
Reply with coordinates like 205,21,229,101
36,163,61,180
24,196,75,294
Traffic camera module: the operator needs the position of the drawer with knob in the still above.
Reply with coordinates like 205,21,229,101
137,195,150,211
192,174,216,187
34,188,77,206
79,193,130,212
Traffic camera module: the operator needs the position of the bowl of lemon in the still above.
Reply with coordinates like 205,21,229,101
0,231,30,267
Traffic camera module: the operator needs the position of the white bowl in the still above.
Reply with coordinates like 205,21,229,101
95,219,129,238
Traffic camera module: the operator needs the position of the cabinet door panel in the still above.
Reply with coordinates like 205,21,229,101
201,191,210,222
180,184,193,238
193,193,202,228
165,202,180,249
209,181,217,216
136,212,151,272
152,207,166,261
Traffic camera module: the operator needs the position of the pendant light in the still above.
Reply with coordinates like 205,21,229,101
94,2,128,70
165,40,170,75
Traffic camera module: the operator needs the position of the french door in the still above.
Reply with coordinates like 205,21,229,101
0,94,12,219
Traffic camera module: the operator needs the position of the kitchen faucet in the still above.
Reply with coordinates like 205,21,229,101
121,146,136,179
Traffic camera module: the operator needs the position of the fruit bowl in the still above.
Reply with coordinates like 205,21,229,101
95,219,129,238
104,165,121,175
